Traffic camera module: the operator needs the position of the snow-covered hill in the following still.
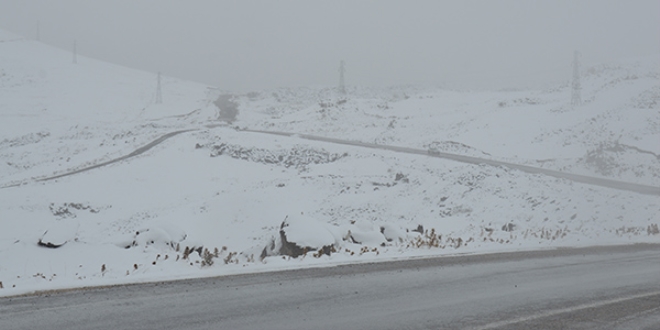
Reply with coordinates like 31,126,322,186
1,28,658,297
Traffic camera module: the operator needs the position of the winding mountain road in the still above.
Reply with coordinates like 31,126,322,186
247,129,660,196
1,127,659,328
3,126,658,197
0,129,196,188
37,129,197,182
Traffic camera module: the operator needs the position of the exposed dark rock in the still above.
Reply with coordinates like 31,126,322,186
37,239,65,249
278,229,332,258
394,172,409,183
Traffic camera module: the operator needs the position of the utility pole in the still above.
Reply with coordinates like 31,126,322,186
72,40,77,64
155,72,163,104
338,60,346,94
571,51,582,106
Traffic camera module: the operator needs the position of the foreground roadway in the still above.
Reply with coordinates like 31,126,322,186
2,244,659,329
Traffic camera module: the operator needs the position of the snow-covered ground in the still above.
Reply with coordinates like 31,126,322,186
1,28,658,297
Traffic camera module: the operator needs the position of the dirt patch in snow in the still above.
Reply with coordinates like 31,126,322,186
49,202,107,219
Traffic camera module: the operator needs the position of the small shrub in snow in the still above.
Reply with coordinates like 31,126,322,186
521,227,568,241
313,246,336,258
49,202,101,218
414,228,440,248
181,246,203,260
201,248,214,267
407,228,470,249
648,224,659,235
196,247,235,267
356,246,379,256
224,252,237,264
615,226,641,236
122,227,190,251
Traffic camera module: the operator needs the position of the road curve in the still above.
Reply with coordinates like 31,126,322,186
3,126,658,196
1,244,659,329
37,129,198,182
246,129,660,196
0,129,198,189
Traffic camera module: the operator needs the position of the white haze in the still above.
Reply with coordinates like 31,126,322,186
0,1,659,91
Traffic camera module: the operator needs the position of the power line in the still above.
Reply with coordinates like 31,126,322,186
155,72,162,104
72,40,77,64
571,51,582,106
338,60,346,94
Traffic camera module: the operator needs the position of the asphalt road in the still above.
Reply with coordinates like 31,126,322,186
247,129,660,196
0,129,197,189
2,244,659,329
3,127,657,196
37,129,197,182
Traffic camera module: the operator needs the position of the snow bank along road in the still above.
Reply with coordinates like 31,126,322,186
2,244,658,329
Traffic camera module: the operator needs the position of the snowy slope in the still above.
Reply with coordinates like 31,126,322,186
1,28,658,296
0,28,218,185
240,60,660,186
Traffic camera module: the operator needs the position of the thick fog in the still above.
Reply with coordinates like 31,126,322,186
0,0,658,91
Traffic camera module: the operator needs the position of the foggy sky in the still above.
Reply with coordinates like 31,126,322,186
0,0,658,92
